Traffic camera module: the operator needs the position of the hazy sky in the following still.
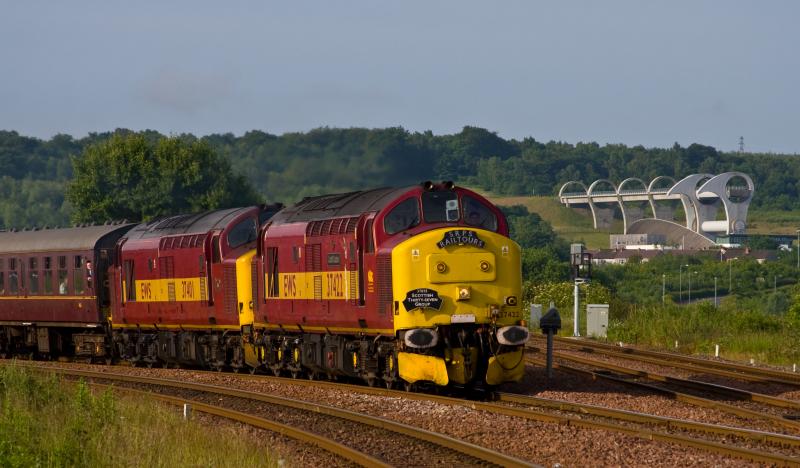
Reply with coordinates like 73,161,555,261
2,1,798,153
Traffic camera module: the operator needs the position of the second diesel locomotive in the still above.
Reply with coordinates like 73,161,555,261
0,182,528,390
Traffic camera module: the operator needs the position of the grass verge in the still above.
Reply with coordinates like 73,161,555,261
0,364,277,467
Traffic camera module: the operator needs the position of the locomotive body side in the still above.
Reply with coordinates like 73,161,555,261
110,206,276,369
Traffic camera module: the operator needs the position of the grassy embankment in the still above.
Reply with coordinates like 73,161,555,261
489,195,615,249
489,194,800,366
0,364,277,467
604,301,798,365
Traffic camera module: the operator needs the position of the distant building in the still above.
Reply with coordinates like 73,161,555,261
610,233,666,250
590,247,777,266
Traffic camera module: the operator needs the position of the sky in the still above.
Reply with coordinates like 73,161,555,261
1,1,798,153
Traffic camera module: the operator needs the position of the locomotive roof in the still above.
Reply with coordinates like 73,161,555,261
123,207,255,240
0,224,134,254
270,186,414,223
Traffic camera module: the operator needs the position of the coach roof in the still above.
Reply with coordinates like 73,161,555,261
270,186,414,224
123,207,255,241
0,224,134,254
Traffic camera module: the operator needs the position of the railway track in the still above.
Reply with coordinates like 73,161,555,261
526,355,800,433
13,361,800,466
543,335,800,388
527,346,800,420
16,363,535,468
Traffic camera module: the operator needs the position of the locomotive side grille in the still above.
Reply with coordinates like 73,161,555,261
167,282,176,302
331,218,344,233
310,221,323,236
348,263,357,303
306,244,321,271
376,254,393,316
313,275,322,300
158,256,174,278
344,217,359,233
199,276,208,301
321,219,333,235
223,265,237,316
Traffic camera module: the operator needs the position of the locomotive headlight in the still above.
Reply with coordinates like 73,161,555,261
404,329,439,349
436,262,447,273
479,260,491,272
496,326,530,346
457,286,471,301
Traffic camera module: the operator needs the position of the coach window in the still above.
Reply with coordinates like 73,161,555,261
462,195,498,231
9,258,18,295
422,190,460,223
29,257,39,295
0,259,4,294
58,256,68,295
384,198,420,235
43,257,53,294
73,256,84,295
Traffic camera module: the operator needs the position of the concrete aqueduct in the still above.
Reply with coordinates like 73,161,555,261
558,172,754,243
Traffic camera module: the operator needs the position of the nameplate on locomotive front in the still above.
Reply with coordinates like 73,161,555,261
436,230,485,249
403,288,443,311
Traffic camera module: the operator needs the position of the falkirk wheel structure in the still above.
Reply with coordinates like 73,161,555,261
558,172,754,248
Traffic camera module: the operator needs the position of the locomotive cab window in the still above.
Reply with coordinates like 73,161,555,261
462,195,498,231
384,198,420,235
227,218,257,249
422,191,460,223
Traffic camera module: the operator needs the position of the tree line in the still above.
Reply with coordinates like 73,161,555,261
1,126,799,229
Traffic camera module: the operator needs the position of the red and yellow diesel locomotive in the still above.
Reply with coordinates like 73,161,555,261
0,182,528,390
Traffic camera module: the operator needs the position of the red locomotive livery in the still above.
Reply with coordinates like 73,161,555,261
0,182,528,390
244,183,526,388
110,205,280,368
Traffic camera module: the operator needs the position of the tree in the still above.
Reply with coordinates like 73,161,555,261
66,133,260,223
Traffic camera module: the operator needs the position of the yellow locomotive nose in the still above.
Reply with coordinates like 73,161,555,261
391,227,524,387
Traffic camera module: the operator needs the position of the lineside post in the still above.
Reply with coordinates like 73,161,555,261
540,304,561,380
570,244,592,337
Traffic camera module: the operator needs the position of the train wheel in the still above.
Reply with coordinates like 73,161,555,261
385,380,394,390
307,372,316,381
404,382,416,392
249,366,258,375
366,377,376,387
